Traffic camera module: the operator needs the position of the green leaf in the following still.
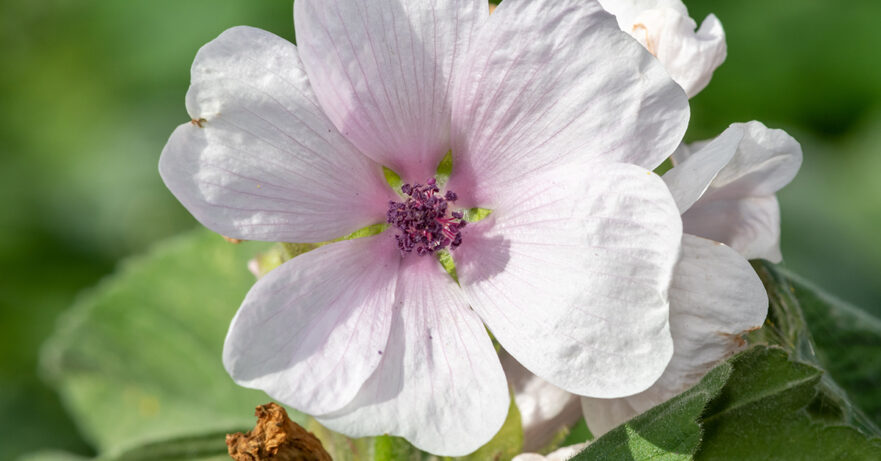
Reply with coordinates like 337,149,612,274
101,433,230,461
17,452,89,461
576,347,881,460
774,265,881,426
695,347,881,460
40,228,303,458
751,261,881,434
573,358,732,460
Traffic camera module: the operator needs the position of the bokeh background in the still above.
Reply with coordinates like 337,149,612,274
1,0,879,458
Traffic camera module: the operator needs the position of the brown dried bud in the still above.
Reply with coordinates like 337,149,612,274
226,403,331,461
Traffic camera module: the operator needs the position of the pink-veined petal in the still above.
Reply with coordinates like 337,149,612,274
448,0,689,208
582,234,767,436
295,0,488,182
682,195,783,262
223,234,400,415
159,26,393,243
501,351,582,452
317,255,509,457
663,124,743,213
457,163,682,398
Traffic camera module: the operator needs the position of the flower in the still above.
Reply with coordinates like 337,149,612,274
598,0,727,98
581,122,802,436
513,443,589,461
501,350,583,452
666,121,804,262
159,0,690,455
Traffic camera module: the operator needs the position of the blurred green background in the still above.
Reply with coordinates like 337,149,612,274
0,0,878,458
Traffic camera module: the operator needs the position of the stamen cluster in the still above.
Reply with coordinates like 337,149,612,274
386,178,466,256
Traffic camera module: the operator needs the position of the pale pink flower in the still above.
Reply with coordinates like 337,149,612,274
159,0,690,455
509,123,801,440
583,122,801,435
513,443,589,461
666,121,804,262
598,0,727,98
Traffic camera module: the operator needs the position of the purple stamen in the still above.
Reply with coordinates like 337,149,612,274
386,179,467,256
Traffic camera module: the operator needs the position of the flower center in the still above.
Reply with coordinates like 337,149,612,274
386,178,466,256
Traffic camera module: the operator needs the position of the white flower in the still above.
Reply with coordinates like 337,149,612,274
598,0,727,97
666,121,804,262
159,0,690,455
513,443,589,461
582,122,801,436
501,351,583,452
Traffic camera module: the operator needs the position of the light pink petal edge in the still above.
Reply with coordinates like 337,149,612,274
223,234,400,415
457,162,681,398
159,26,393,243
317,255,509,457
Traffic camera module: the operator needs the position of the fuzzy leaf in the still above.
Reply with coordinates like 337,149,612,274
752,261,881,434
39,229,297,457
573,358,732,460
576,347,881,460
695,347,881,459
775,265,881,426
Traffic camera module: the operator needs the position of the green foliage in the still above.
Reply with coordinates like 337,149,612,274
575,347,881,461
573,259,881,461
752,261,881,435
696,349,881,460
39,229,284,458
574,359,732,461
776,266,881,426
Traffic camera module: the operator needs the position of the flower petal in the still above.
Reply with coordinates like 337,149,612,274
159,26,393,242
662,124,743,213
501,351,582,452
632,9,726,98
456,163,682,398
295,0,488,182
599,0,725,97
513,443,590,461
448,0,689,207
317,255,509,457
223,234,400,415
685,121,803,201
582,234,767,436
671,122,802,262
599,0,688,28
682,195,783,262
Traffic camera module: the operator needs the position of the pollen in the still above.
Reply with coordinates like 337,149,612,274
386,178,466,256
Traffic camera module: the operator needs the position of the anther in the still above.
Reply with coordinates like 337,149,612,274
386,179,466,256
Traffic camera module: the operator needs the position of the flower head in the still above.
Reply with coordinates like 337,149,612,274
598,0,727,97
160,0,689,455
581,122,801,436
